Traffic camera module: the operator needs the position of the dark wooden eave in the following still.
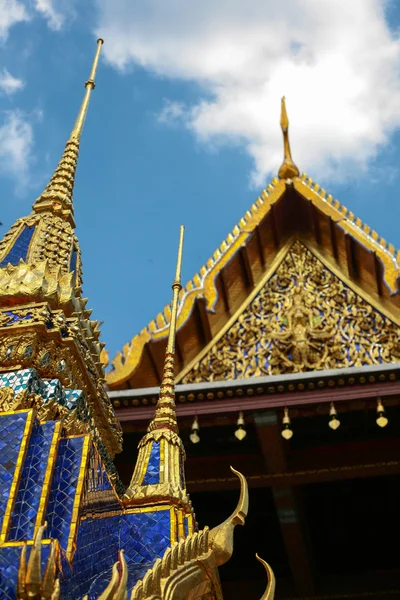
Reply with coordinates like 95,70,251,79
109,361,400,421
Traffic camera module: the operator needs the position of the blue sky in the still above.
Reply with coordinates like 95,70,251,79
1,0,400,364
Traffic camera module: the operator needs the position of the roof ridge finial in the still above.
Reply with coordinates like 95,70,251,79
32,38,104,224
148,226,185,434
278,96,300,180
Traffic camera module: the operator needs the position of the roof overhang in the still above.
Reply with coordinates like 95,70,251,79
106,174,400,391
109,361,400,422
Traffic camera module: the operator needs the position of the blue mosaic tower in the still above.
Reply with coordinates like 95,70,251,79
0,41,200,600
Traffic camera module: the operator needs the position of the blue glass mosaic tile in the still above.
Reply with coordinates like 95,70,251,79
121,510,171,568
8,421,57,541
86,447,113,493
184,516,189,537
70,247,78,284
62,514,120,599
0,544,51,600
0,546,22,599
45,437,84,551
0,369,41,396
40,379,64,404
0,412,30,530
142,442,160,485
2,311,32,326
63,389,84,410
0,225,35,268
61,508,172,599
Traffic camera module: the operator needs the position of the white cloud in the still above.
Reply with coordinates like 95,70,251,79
0,0,70,37
0,0,28,40
96,0,400,185
0,111,33,191
157,99,185,124
0,68,24,95
33,0,64,30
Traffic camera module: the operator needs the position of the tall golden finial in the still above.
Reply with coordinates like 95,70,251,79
71,38,104,140
33,38,104,223
278,96,299,180
148,226,185,434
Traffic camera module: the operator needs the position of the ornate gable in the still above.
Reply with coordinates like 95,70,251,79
180,241,400,383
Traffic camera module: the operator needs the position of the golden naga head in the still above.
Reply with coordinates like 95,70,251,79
209,466,249,566
83,467,276,600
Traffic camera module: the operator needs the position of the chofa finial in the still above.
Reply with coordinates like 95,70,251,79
278,96,300,180
148,225,185,434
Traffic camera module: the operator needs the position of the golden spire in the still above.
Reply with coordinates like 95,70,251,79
148,226,185,435
278,96,299,180
33,38,104,224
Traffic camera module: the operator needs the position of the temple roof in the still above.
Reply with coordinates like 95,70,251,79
106,171,400,390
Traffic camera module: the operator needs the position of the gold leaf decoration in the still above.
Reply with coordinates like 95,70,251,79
183,242,400,383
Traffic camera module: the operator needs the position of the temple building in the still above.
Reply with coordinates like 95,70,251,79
0,41,268,600
106,96,400,600
1,38,400,600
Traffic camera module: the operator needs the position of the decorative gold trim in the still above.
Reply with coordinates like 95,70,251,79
124,505,170,515
138,442,152,486
187,513,193,536
177,509,185,540
66,434,90,560
80,504,171,521
176,238,294,383
0,409,34,543
0,408,35,417
170,506,176,544
294,177,400,294
160,438,165,484
2,539,52,547
34,421,61,537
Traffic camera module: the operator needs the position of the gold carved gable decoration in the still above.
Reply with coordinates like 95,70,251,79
182,241,400,383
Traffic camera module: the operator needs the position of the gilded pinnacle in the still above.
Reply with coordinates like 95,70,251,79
71,38,103,139
278,96,300,180
148,226,185,434
33,39,104,223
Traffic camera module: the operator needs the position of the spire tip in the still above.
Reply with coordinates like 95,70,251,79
278,96,299,180
32,39,104,221
148,227,185,434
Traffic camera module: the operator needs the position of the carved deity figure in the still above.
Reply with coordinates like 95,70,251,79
270,277,336,371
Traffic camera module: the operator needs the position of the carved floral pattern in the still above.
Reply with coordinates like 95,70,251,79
183,242,400,383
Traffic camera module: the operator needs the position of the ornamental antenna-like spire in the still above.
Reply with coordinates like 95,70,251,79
278,96,300,180
33,38,104,224
148,226,185,435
